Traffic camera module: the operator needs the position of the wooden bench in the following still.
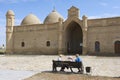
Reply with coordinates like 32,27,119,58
52,60,84,73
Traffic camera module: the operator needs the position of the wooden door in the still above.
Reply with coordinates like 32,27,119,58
115,41,120,54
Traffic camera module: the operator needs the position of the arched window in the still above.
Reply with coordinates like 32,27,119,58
95,41,100,52
46,41,50,47
21,42,25,47
115,41,120,54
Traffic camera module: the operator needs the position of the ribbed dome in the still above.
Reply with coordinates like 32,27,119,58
44,10,64,24
21,14,41,25
6,10,14,16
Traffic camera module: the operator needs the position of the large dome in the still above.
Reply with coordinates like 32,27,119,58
44,10,64,24
21,14,41,25
6,10,15,16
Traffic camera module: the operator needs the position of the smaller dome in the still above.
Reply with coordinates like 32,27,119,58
21,14,41,25
6,10,14,16
44,10,64,24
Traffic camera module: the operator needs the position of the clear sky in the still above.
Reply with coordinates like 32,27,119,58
0,0,120,47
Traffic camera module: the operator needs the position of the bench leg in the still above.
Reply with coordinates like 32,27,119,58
53,66,57,72
52,66,55,71
78,68,81,72
81,66,84,73
78,68,83,73
70,67,73,72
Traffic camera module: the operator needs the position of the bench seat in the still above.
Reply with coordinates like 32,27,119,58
52,60,84,73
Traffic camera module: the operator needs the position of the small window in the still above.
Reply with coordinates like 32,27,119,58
21,42,25,47
46,41,50,47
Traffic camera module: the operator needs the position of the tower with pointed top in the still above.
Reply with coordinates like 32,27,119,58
6,10,15,54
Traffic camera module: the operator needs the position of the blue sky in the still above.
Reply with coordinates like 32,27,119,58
0,0,120,46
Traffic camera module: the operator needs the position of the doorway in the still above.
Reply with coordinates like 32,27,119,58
115,41,120,54
66,21,83,55
95,41,100,53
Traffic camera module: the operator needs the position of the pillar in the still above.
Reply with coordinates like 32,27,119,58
82,15,88,54
58,18,63,54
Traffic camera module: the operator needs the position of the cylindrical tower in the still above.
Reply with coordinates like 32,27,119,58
6,10,15,54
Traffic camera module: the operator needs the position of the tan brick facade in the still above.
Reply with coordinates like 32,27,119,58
6,6,120,55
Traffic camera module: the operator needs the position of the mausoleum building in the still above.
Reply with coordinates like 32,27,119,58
6,6,120,55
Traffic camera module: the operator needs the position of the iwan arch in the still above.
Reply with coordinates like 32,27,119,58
6,6,120,55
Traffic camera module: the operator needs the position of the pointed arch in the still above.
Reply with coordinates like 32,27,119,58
114,41,120,54
64,17,83,31
95,41,100,53
64,21,83,55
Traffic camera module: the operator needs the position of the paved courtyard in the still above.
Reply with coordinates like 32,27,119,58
0,55,119,80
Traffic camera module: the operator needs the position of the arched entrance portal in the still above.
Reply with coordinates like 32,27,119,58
115,41,120,54
66,21,83,55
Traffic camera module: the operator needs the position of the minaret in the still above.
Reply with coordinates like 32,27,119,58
6,10,15,54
